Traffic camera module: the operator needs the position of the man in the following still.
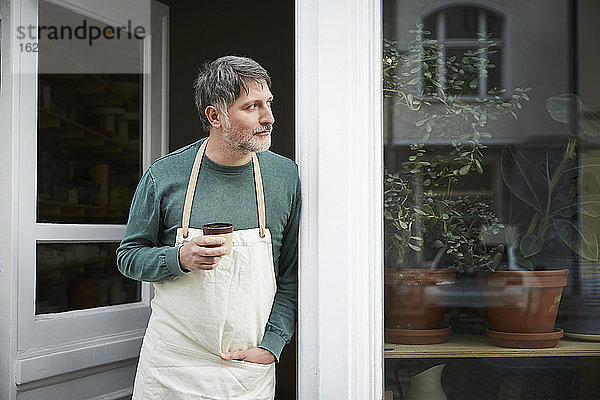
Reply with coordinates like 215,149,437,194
117,56,300,399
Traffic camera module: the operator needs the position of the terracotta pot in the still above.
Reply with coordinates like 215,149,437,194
385,269,455,331
478,270,568,348
478,270,568,333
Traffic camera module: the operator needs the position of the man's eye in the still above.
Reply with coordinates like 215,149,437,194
248,104,258,109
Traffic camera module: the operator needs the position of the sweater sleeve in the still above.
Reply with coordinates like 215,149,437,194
259,176,301,361
116,168,185,282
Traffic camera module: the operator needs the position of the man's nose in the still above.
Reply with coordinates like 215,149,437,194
260,107,275,125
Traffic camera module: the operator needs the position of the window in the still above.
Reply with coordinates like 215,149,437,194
383,1,600,399
35,0,144,315
422,5,504,98
14,0,168,386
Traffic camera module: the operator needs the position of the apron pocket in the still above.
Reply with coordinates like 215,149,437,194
144,339,275,400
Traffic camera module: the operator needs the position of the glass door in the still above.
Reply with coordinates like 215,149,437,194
36,0,145,314
16,0,168,387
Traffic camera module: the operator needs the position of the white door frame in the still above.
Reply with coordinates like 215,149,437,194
296,0,384,398
0,0,169,398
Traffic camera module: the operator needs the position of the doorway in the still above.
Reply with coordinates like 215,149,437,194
156,1,296,398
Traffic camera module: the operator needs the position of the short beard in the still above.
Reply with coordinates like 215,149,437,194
221,120,272,155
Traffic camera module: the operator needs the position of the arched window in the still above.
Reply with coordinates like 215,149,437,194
422,5,504,98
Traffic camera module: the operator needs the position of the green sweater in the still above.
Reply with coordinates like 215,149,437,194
116,138,301,361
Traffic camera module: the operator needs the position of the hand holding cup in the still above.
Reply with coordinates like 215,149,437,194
178,235,229,271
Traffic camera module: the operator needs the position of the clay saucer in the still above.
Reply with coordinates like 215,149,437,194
486,328,564,348
385,326,452,345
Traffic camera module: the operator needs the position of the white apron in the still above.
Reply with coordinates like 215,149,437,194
133,140,277,400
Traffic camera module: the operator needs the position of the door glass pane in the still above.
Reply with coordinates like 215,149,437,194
37,0,144,224
383,1,600,399
36,242,141,314
35,0,145,314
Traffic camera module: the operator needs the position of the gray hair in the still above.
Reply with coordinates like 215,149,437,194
194,56,272,132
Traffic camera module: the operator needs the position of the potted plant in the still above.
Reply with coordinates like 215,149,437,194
383,26,528,344
479,94,600,347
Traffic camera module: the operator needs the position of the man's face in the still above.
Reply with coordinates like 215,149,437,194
221,79,274,153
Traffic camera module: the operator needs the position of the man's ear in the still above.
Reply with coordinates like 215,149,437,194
205,106,222,128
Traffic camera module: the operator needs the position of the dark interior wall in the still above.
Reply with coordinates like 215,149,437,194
154,2,296,399
157,0,295,160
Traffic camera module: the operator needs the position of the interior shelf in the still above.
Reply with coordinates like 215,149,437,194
37,256,114,273
39,107,138,153
384,335,600,358
38,199,128,218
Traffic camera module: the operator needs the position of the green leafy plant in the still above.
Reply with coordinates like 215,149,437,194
384,146,505,272
383,25,529,271
500,94,600,268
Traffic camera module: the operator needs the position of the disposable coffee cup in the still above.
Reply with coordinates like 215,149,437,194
202,223,234,255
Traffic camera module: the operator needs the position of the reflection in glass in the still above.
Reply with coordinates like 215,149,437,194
37,73,142,224
34,0,146,316
422,14,436,37
419,6,505,98
383,1,600,398
385,357,598,399
487,12,503,39
487,47,502,91
37,0,144,224
36,242,141,314
445,6,479,39
445,47,479,96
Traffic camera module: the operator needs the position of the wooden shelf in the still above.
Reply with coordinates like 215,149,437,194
38,107,138,154
37,256,114,273
384,335,600,359
39,199,128,218
41,73,139,107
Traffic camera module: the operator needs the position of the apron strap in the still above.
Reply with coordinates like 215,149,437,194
181,139,208,239
252,152,266,238
181,139,266,239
